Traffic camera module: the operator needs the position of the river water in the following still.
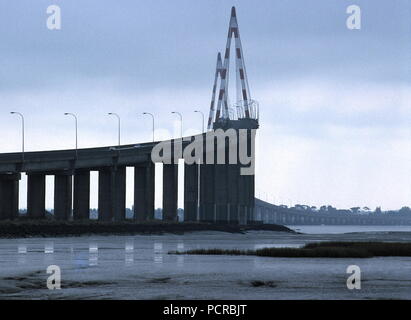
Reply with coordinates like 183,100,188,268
0,225,411,300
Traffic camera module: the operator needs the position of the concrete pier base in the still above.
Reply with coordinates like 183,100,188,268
73,170,90,220
215,164,228,223
27,173,46,219
184,163,198,222
238,205,247,225
163,164,178,221
228,203,239,224
98,167,126,221
0,173,20,220
228,164,240,224
199,164,215,222
134,163,155,221
54,174,72,221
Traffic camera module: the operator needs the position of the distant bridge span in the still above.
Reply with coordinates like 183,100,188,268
254,199,411,226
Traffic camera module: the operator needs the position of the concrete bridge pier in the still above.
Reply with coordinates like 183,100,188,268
238,175,249,225
134,163,155,221
73,170,90,220
228,203,239,224
248,175,255,222
163,164,178,221
227,164,239,224
214,163,228,223
27,173,46,219
183,163,198,222
54,173,72,221
199,164,215,222
0,173,20,220
98,166,126,221
238,205,247,225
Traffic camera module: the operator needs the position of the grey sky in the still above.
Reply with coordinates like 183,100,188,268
0,0,410,210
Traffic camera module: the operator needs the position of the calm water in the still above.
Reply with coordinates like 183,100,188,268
0,225,411,299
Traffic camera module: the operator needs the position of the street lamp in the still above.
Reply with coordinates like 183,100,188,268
107,112,121,147
194,110,205,133
10,112,25,162
64,112,78,158
171,111,183,139
142,112,155,142
193,110,205,222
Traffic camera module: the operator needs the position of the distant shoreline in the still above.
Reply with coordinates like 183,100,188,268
0,220,295,239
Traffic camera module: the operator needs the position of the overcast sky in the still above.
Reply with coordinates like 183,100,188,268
1,0,410,210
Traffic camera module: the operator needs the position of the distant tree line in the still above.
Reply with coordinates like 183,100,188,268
277,204,411,215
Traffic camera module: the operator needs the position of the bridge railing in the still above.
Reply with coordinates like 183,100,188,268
228,100,259,121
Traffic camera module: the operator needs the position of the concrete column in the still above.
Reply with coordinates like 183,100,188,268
199,164,215,222
238,205,247,225
247,175,255,223
73,170,90,220
98,167,126,222
27,173,46,219
184,163,198,222
98,168,112,221
228,164,240,224
163,164,178,221
238,172,255,225
214,163,228,223
54,174,72,221
113,166,126,221
240,128,256,225
0,173,20,220
238,174,247,225
134,163,155,221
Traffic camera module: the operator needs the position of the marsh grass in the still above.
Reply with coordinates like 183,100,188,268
171,241,411,258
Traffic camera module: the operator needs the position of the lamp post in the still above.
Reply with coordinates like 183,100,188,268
193,110,205,221
194,110,205,133
171,111,183,139
142,112,155,142
108,112,121,147
64,112,78,158
10,112,25,163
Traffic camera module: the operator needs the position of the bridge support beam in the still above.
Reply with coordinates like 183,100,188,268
0,173,20,220
54,173,72,221
163,164,178,221
98,167,126,221
184,163,198,222
134,163,155,221
73,170,90,220
27,173,46,219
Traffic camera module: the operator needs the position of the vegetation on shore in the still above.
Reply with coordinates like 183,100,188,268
0,220,294,238
170,241,411,258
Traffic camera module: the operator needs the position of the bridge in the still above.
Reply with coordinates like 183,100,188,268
255,199,411,226
2,7,405,227
0,7,259,225
0,132,255,224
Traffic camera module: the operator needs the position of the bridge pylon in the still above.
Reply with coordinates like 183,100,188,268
195,6,259,225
